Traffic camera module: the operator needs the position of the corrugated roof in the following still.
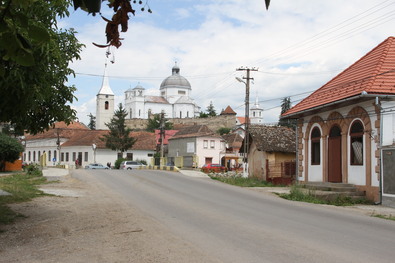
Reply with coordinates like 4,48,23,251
247,125,296,153
283,36,395,117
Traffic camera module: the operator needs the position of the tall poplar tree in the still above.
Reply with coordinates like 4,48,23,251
101,104,136,158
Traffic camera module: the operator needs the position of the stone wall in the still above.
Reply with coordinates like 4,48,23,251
125,115,237,133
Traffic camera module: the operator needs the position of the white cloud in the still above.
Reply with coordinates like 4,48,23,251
63,0,395,125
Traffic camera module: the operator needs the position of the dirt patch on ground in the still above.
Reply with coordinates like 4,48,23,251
0,173,219,263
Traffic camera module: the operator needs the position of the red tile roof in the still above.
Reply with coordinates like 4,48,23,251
154,130,179,145
221,106,237,115
283,36,395,117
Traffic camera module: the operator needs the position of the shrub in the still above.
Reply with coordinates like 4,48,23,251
114,158,127,169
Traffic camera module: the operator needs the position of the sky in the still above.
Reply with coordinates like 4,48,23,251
59,0,395,125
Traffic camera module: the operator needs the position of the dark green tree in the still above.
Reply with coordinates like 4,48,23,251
101,104,136,158
0,0,84,134
207,101,217,117
87,113,96,130
146,113,173,132
199,111,209,118
278,97,296,129
217,127,231,135
0,133,24,171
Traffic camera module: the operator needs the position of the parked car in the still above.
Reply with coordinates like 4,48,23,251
201,163,226,173
85,163,109,169
120,161,146,170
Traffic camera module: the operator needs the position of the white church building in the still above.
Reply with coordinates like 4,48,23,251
124,63,201,120
96,63,201,130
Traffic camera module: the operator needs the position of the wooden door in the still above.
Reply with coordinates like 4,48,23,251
328,126,342,183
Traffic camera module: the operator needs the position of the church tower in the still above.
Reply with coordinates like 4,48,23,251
96,64,114,130
250,95,263,125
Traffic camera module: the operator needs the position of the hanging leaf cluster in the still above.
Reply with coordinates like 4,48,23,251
73,0,152,49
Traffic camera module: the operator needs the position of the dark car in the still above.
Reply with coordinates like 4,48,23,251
201,163,226,173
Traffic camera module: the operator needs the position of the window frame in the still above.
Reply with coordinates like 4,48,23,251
350,120,364,166
311,127,321,165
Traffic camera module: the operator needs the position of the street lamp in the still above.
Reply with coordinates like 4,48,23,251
236,76,250,178
92,143,97,163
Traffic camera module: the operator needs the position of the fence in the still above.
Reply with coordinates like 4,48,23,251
152,155,199,169
266,160,296,185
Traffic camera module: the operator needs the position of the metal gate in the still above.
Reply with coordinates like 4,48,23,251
383,149,395,195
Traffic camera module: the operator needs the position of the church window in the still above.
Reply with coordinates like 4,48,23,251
54,150,57,161
105,101,109,110
180,111,182,118
28,151,31,161
130,109,132,119
139,109,141,117
66,152,69,162
33,151,36,162
178,90,186,95
311,127,321,165
48,151,51,161
38,151,41,162
187,111,189,118
350,120,364,165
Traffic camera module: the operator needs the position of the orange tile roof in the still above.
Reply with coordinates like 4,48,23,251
221,106,237,115
283,36,395,117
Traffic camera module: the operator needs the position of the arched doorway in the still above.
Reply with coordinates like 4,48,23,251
328,125,342,183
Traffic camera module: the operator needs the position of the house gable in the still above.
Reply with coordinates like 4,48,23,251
284,36,395,118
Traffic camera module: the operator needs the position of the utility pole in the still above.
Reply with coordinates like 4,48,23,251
236,67,258,177
159,110,165,166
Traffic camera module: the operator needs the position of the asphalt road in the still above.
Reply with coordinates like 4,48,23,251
74,169,395,263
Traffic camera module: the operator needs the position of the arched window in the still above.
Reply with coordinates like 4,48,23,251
28,151,31,161
311,127,321,165
105,101,109,110
350,120,364,165
38,151,41,162
48,150,51,162
33,151,36,162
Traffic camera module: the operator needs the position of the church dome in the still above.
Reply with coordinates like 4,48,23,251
160,63,191,90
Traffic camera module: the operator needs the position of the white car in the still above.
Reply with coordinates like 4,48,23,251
85,163,109,169
120,161,146,170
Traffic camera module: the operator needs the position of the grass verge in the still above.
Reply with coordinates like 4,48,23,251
209,175,280,187
372,214,395,221
0,167,47,225
278,185,370,206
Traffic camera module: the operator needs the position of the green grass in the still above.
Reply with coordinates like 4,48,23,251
373,214,395,221
279,185,370,206
209,175,278,187
0,170,47,225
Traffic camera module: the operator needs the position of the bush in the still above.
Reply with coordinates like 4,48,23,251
114,158,127,169
25,163,42,177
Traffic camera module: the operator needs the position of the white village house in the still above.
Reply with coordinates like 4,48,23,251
282,36,395,206
23,122,156,168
